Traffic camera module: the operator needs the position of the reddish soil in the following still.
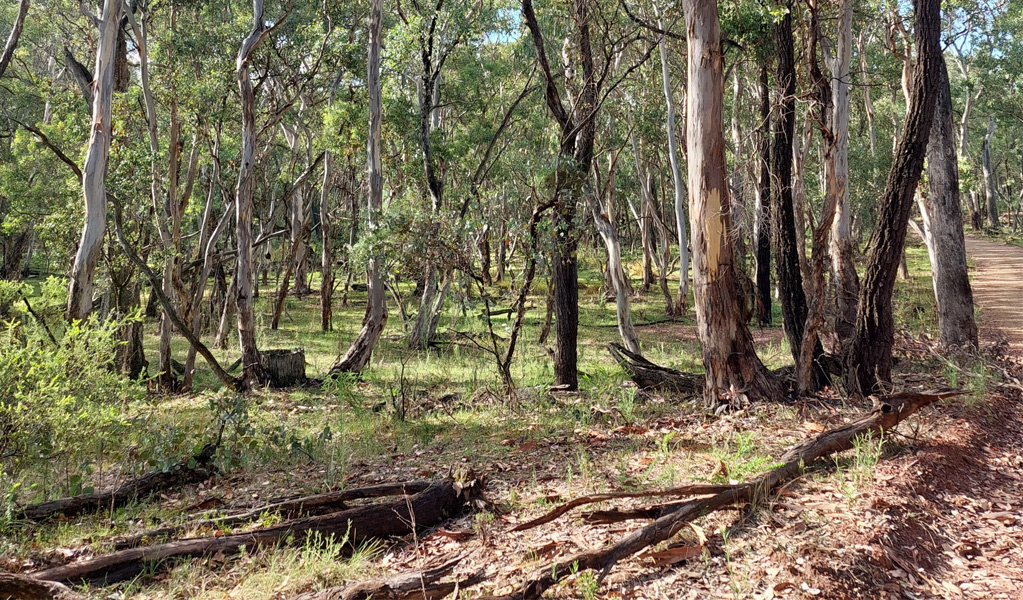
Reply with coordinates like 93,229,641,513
965,235,1023,350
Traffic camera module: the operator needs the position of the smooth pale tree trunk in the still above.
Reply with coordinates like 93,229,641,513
754,65,772,326
290,182,310,295
920,56,978,348
67,0,121,322
729,70,749,271
771,5,811,366
0,0,30,79
646,172,675,315
592,200,640,354
332,0,386,374
848,0,941,395
320,150,334,331
628,122,656,290
983,116,999,230
857,30,877,157
830,0,859,347
684,0,778,407
234,0,272,387
183,195,233,390
655,7,690,312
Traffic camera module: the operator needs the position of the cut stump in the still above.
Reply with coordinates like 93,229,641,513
262,348,307,387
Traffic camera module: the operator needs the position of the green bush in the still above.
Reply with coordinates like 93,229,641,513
0,306,143,502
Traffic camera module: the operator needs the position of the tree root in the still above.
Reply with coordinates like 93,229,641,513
607,343,702,395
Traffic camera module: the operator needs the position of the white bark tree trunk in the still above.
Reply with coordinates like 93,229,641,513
592,198,640,353
830,0,859,345
655,7,690,312
332,0,386,373
67,0,122,321
983,116,999,229
234,0,271,387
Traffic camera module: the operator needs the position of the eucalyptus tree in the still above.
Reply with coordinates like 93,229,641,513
919,52,978,348
0,0,29,80
332,0,385,374
67,0,122,321
848,0,942,394
234,0,276,386
520,0,653,390
684,0,779,406
830,0,860,346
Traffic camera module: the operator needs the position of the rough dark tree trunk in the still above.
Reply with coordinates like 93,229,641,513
848,0,941,394
771,5,810,364
754,65,772,326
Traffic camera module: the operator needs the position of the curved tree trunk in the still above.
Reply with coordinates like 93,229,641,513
684,0,778,407
592,199,640,354
920,56,978,348
332,0,386,374
848,0,941,395
67,0,122,322
0,0,30,79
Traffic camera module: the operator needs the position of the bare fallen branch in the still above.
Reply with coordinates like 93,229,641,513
487,390,962,599
112,479,434,550
607,343,702,395
33,474,480,586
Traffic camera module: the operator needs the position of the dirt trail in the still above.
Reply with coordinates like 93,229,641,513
965,235,1023,351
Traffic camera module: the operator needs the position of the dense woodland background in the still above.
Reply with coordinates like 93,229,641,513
1,0,1023,598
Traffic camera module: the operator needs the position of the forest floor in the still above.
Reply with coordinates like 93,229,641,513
3,241,1023,600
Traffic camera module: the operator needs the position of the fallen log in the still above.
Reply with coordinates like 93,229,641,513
486,390,961,599
607,343,702,395
112,479,434,549
0,572,84,600
19,444,218,522
33,474,479,586
289,556,479,600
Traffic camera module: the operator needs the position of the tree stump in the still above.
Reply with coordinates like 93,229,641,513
261,348,307,387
